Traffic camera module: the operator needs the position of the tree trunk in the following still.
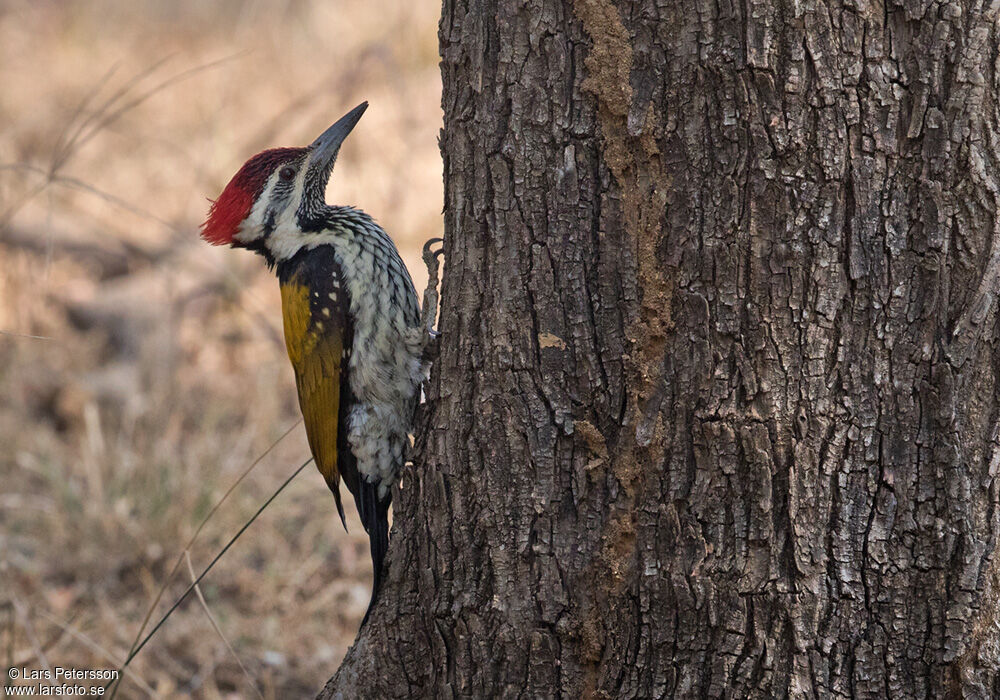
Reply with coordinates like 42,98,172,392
320,0,1000,697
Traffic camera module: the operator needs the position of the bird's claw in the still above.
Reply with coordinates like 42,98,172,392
422,237,444,276
419,236,444,358
422,237,444,258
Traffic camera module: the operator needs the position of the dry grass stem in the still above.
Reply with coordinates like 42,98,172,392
2,1,441,695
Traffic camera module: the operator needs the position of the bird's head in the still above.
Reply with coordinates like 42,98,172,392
200,102,368,261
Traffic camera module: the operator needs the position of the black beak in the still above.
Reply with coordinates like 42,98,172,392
306,102,368,188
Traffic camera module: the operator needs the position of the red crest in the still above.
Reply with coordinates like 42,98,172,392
201,147,306,245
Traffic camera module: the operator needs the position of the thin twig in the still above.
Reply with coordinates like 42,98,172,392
50,57,174,174
62,52,247,166
33,610,158,698
9,593,52,679
106,457,313,698
122,420,301,665
1,52,246,239
49,63,121,173
0,162,179,230
11,610,72,667
3,601,13,696
53,174,178,229
184,553,263,700
0,181,47,234
0,329,53,341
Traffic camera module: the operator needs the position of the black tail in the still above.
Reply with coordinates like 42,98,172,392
357,479,390,625
327,480,348,532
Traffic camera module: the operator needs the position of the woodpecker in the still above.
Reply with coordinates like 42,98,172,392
200,102,438,620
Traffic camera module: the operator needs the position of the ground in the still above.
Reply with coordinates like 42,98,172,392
0,2,441,697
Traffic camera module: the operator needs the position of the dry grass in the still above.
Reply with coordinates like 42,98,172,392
0,1,441,697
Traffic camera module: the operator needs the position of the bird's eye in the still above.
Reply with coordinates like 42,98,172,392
279,166,296,181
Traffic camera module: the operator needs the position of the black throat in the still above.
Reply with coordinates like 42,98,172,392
238,238,276,270
276,244,342,287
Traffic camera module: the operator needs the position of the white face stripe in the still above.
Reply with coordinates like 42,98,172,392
232,160,311,247
232,169,280,245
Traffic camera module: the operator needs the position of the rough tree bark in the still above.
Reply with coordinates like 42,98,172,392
320,0,1000,697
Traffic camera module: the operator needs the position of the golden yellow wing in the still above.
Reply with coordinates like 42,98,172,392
280,279,347,525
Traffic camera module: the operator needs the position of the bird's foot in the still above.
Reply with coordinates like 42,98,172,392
420,237,444,356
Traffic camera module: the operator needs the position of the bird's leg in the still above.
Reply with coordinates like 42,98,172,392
405,238,444,469
420,237,444,362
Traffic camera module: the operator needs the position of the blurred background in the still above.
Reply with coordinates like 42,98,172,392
0,0,441,696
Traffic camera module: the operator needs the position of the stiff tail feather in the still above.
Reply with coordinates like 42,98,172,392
328,480,348,531
357,479,390,625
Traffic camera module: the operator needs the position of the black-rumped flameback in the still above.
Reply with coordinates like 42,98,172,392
201,103,424,622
